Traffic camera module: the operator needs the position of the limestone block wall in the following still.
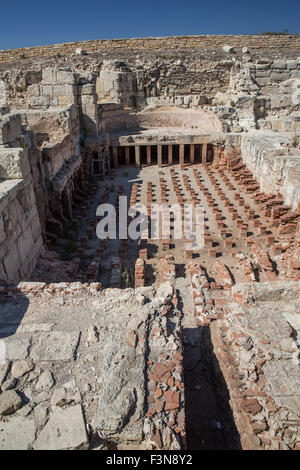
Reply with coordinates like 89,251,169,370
0,112,22,145
231,58,300,94
240,132,300,210
0,112,43,282
24,105,81,180
0,179,43,282
27,68,98,137
97,68,137,108
28,68,79,109
259,114,300,134
1,35,299,114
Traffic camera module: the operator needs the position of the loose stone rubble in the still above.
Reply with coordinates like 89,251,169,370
0,34,300,450
0,283,185,450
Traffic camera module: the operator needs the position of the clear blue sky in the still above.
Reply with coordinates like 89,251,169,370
1,0,299,50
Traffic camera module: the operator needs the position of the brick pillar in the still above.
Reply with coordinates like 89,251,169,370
125,146,130,165
202,143,207,164
135,258,145,287
147,145,151,165
168,145,173,165
135,145,141,167
157,145,162,168
179,144,184,165
113,147,118,169
190,144,195,164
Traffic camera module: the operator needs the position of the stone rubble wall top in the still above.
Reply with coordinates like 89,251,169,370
1,34,300,64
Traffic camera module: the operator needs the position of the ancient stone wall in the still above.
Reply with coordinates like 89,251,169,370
1,35,300,115
0,180,43,282
1,35,300,64
0,113,43,282
230,58,300,94
240,132,300,210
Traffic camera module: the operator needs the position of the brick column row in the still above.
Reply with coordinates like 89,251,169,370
120,143,209,167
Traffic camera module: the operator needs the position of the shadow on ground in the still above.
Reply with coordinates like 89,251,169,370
183,325,242,450
0,288,29,339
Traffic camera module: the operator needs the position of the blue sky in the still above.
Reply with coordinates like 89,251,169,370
0,0,299,50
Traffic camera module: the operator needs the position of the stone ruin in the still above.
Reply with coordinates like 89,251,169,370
0,34,300,450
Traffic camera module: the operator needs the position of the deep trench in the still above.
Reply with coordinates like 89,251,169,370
182,324,242,450
40,157,243,448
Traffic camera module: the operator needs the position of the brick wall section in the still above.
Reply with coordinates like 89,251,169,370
1,35,300,64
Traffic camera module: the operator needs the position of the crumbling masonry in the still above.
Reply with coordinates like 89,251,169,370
0,34,300,450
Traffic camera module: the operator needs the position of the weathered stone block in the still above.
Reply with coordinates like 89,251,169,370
52,84,65,97
42,68,57,85
255,78,270,86
64,84,78,96
2,245,21,281
28,83,40,97
270,72,290,82
16,227,35,265
0,416,36,450
80,84,96,95
0,390,22,416
287,60,298,70
30,331,80,361
0,148,30,179
79,94,97,105
57,95,77,106
255,70,271,78
291,70,300,79
2,337,31,361
0,113,22,144
42,84,53,96
29,96,50,109
0,80,6,106
273,60,287,70
56,70,78,85
33,405,88,450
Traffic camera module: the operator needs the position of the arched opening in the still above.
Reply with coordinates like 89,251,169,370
162,145,168,165
173,145,179,164
119,147,126,166
92,151,102,175
184,144,190,164
194,144,202,163
151,146,158,165
140,146,147,165
129,146,135,165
